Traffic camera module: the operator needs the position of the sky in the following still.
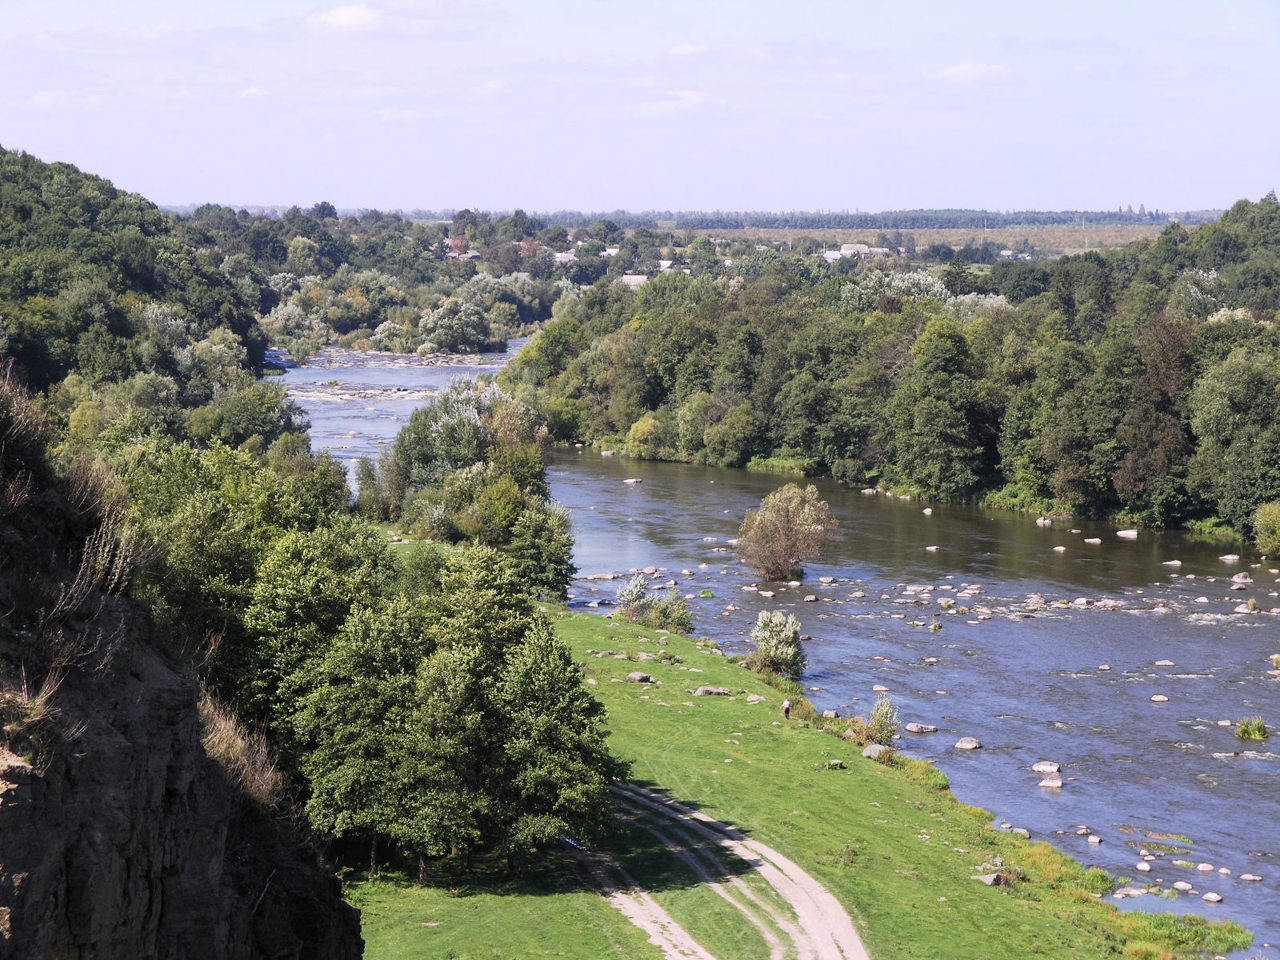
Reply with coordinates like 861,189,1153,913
1,0,1277,212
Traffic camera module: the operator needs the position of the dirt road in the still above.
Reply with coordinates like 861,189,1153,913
578,783,869,960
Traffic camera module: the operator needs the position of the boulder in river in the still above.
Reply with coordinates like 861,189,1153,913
1032,760,1060,774
954,737,982,751
1038,774,1064,789
1150,694,1169,703
1202,892,1222,903
905,722,938,734
1116,529,1139,540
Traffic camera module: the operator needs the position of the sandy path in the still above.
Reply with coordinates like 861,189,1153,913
614,784,870,960
617,797,792,960
573,847,716,960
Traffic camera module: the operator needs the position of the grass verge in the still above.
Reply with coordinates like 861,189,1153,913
356,610,1251,960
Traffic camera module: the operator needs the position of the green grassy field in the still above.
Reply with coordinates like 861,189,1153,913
353,610,1250,960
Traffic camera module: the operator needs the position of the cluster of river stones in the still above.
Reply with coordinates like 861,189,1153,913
568,543,1278,915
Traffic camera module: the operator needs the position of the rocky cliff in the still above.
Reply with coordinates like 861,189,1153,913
0,371,362,960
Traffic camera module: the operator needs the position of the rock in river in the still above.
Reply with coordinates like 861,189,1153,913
1032,760,1060,774
905,722,938,734
954,737,982,751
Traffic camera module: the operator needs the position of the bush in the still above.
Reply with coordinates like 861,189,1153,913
745,610,806,677
1256,501,1280,554
637,590,693,633
866,695,899,746
1237,716,1269,741
737,483,838,580
615,575,693,633
616,574,650,614
625,413,670,459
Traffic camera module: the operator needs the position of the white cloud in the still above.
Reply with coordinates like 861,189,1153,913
310,4,386,33
24,89,104,109
668,42,708,58
633,89,724,118
936,61,1011,83
376,105,426,122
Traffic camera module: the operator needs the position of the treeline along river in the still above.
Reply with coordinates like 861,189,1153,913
284,348,1280,957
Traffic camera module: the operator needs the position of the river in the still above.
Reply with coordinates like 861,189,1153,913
283,349,1280,957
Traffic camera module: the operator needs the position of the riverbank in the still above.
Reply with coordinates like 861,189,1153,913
571,442,1254,550
353,610,1250,960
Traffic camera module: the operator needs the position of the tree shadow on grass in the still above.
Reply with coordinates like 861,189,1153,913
349,782,761,901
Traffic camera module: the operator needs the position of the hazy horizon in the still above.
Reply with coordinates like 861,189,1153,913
3,0,1277,212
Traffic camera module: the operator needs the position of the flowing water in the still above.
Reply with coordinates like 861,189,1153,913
285,350,1280,956
279,342,523,475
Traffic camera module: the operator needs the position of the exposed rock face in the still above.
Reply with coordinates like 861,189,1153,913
0,630,362,960
0,384,361,960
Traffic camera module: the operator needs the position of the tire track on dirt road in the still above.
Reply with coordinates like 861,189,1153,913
613,783,869,960
616,795,792,960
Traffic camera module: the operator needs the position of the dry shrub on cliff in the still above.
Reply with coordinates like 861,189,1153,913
198,691,284,806
0,361,48,521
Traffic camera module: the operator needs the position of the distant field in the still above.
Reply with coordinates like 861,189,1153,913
696,223,1167,255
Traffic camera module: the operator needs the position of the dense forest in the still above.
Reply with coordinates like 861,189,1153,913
3,139,1278,896
501,194,1280,545
0,145,619,893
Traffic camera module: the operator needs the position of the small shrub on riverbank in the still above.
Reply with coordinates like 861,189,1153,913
745,610,806,677
745,455,818,477
614,575,692,633
1256,501,1280,554
866,695,899,745
636,590,693,633
1237,716,1268,741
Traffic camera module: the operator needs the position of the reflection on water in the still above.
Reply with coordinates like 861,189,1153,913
282,350,1279,955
